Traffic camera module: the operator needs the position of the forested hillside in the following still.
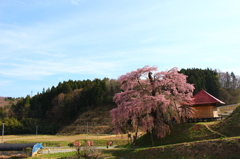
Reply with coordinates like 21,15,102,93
0,78,120,134
0,67,239,135
218,71,240,104
179,68,220,96
180,68,240,104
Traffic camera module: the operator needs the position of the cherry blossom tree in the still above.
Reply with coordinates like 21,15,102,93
110,65,194,139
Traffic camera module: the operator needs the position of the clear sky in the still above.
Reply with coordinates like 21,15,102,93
0,0,240,98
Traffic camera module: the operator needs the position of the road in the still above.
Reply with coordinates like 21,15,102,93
40,146,116,154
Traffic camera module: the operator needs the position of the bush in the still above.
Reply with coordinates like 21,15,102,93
80,146,102,159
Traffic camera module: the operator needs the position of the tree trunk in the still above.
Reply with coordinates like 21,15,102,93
150,130,154,147
135,118,140,138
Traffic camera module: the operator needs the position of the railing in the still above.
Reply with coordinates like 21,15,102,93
187,117,222,122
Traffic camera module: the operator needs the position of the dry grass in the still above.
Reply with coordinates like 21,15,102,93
58,105,114,135
0,97,19,109
218,104,240,114
2,134,129,143
0,97,11,108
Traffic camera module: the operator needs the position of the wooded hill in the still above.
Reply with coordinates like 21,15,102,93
0,68,239,135
0,78,120,134
180,68,240,104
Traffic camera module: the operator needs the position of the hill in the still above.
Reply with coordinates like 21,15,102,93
135,105,240,147
57,105,114,135
218,103,240,116
4,78,120,134
105,137,240,159
103,105,240,158
0,97,8,107
0,97,18,108
136,123,221,147
210,104,240,137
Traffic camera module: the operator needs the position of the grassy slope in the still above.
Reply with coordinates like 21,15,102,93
103,105,240,159
218,104,240,114
58,105,115,135
0,97,12,108
134,105,240,148
0,97,19,109
210,105,240,137
27,137,240,159
136,123,221,147
104,137,240,159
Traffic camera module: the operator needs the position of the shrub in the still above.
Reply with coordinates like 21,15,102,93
81,146,102,159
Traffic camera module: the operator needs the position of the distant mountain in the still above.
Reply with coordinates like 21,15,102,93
0,97,19,108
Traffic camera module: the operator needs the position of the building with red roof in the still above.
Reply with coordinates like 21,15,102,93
189,89,225,120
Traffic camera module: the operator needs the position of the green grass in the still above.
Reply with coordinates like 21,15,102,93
135,123,221,147
101,137,240,159
218,104,240,114
31,147,104,159
5,140,71,147
6,139,128,147
211,105,240,137
32,151,76,159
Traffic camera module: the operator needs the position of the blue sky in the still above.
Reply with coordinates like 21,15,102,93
0,0,240,97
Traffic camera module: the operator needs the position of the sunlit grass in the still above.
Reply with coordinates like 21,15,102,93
31,151,76,159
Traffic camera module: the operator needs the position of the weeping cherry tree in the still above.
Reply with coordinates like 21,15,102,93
110,65,195,139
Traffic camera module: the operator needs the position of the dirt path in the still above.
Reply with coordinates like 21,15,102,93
203,124,227,137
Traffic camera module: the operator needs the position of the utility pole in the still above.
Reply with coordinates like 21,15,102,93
2,123,5,143
36,125,38,138
87,122,88,135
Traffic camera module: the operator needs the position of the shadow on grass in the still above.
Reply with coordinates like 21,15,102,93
101,148,137,159
101,137,240,159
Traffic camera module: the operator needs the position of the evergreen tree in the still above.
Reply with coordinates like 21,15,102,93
6,77,120,134
179,68,220,97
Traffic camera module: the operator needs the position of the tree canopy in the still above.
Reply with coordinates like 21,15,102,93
180,68,240,104
179,68,220,97
110,66,194,138
218,71,240,104
6,78,120,134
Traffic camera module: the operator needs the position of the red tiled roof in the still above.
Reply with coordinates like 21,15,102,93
191,89,225,105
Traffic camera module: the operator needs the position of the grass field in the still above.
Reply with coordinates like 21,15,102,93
3,134,128,142
3,133,129,147
3,134,129,158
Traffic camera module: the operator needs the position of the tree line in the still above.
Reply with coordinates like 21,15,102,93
179,68,240,104
1,78,120,134
0,67,239,135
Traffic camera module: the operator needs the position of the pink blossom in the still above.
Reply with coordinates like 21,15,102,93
110,65,194,138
